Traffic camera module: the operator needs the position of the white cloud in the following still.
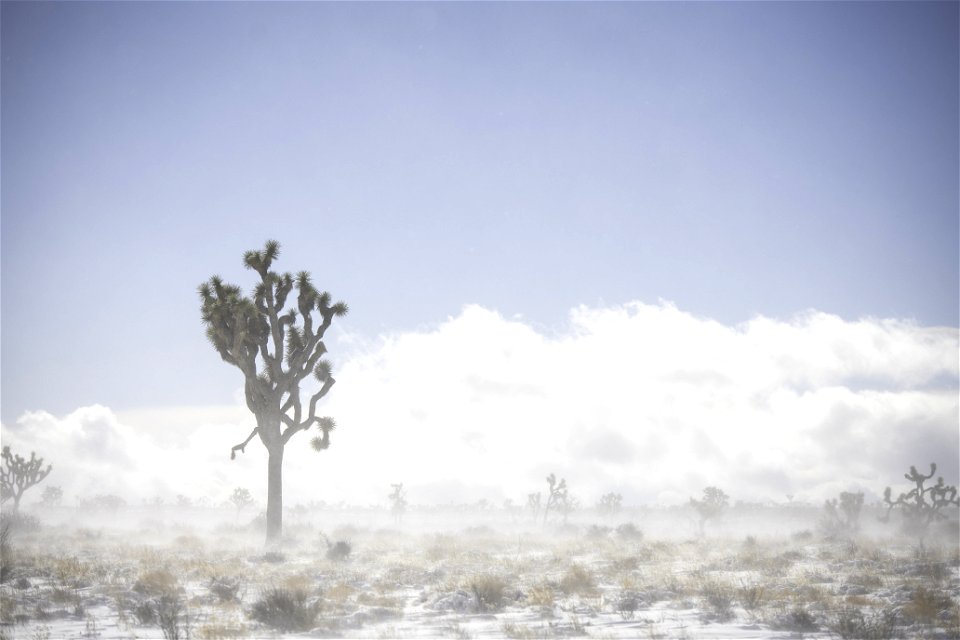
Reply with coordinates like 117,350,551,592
2,301,956,510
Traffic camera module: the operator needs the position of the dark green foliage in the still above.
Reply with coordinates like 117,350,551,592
249,587,320,632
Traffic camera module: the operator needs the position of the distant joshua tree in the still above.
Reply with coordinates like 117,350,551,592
0,447,52,513
690,486,729,537
882,463,959,544
388,483,408,524
597,492,623,518
230,487,255,521
821,491,864,538
543,474,576,525
40,486,64,508
526,493,542,522
199,240,348,544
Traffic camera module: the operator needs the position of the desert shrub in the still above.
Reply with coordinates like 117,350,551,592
738,581,764,611
0,511,41,534
903,586,955,626
616,591,640,620
792,529,814,542
0,524,11,584
526,583,555,611
156,593,190,640
829,607,900,639
133,568,180,597
469,574,508,612
325,540,351,561
249,587,320,632
260,551,285,564
559,564,595,595
773,607,819,633
133,601,157,626
208,576,242,603
585,525,611,540
615,523,643,541
700,581,735,622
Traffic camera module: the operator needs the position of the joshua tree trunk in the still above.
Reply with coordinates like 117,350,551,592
266,445,283,542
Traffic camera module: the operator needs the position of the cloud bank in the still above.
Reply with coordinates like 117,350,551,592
3,301,957,509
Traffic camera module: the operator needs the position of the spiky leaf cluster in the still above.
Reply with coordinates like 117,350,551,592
199,240,348,452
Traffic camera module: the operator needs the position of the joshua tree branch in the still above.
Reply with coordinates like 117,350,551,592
282,377,335,444
230,427,260,460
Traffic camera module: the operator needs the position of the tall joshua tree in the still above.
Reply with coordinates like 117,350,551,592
199,240,347,544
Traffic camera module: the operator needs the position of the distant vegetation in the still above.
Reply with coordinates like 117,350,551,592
0,446,52,513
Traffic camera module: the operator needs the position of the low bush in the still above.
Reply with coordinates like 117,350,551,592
208,576,242,603
249,587,320,632
326,540,351,561
559,564,595,595
469,574,508,612
700,580,735,622
828,607,899,640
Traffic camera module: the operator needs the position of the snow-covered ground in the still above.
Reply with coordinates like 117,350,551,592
1,505,957,639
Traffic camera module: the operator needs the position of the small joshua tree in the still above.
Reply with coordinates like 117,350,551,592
543,474,576,525
388,483,407,524
882,463,959,544
821,491,864,538
526,493,542,523
690,486,728,537
40,486,64,508
597,492,623,518
230,487,255,522
0,447,52,513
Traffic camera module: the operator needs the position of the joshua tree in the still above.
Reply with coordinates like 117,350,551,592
597,492,623,518
40,486,64,508
690,486,728,536
882,463,959,544
543,474,575,525
388,483,407,524
230,487,255,521
199,240,347,544
821,491,864,538
0,447,52,513
526,493,542,523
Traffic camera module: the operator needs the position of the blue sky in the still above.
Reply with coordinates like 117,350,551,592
1,2,957,505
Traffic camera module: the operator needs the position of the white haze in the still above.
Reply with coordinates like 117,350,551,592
2,301,957,509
